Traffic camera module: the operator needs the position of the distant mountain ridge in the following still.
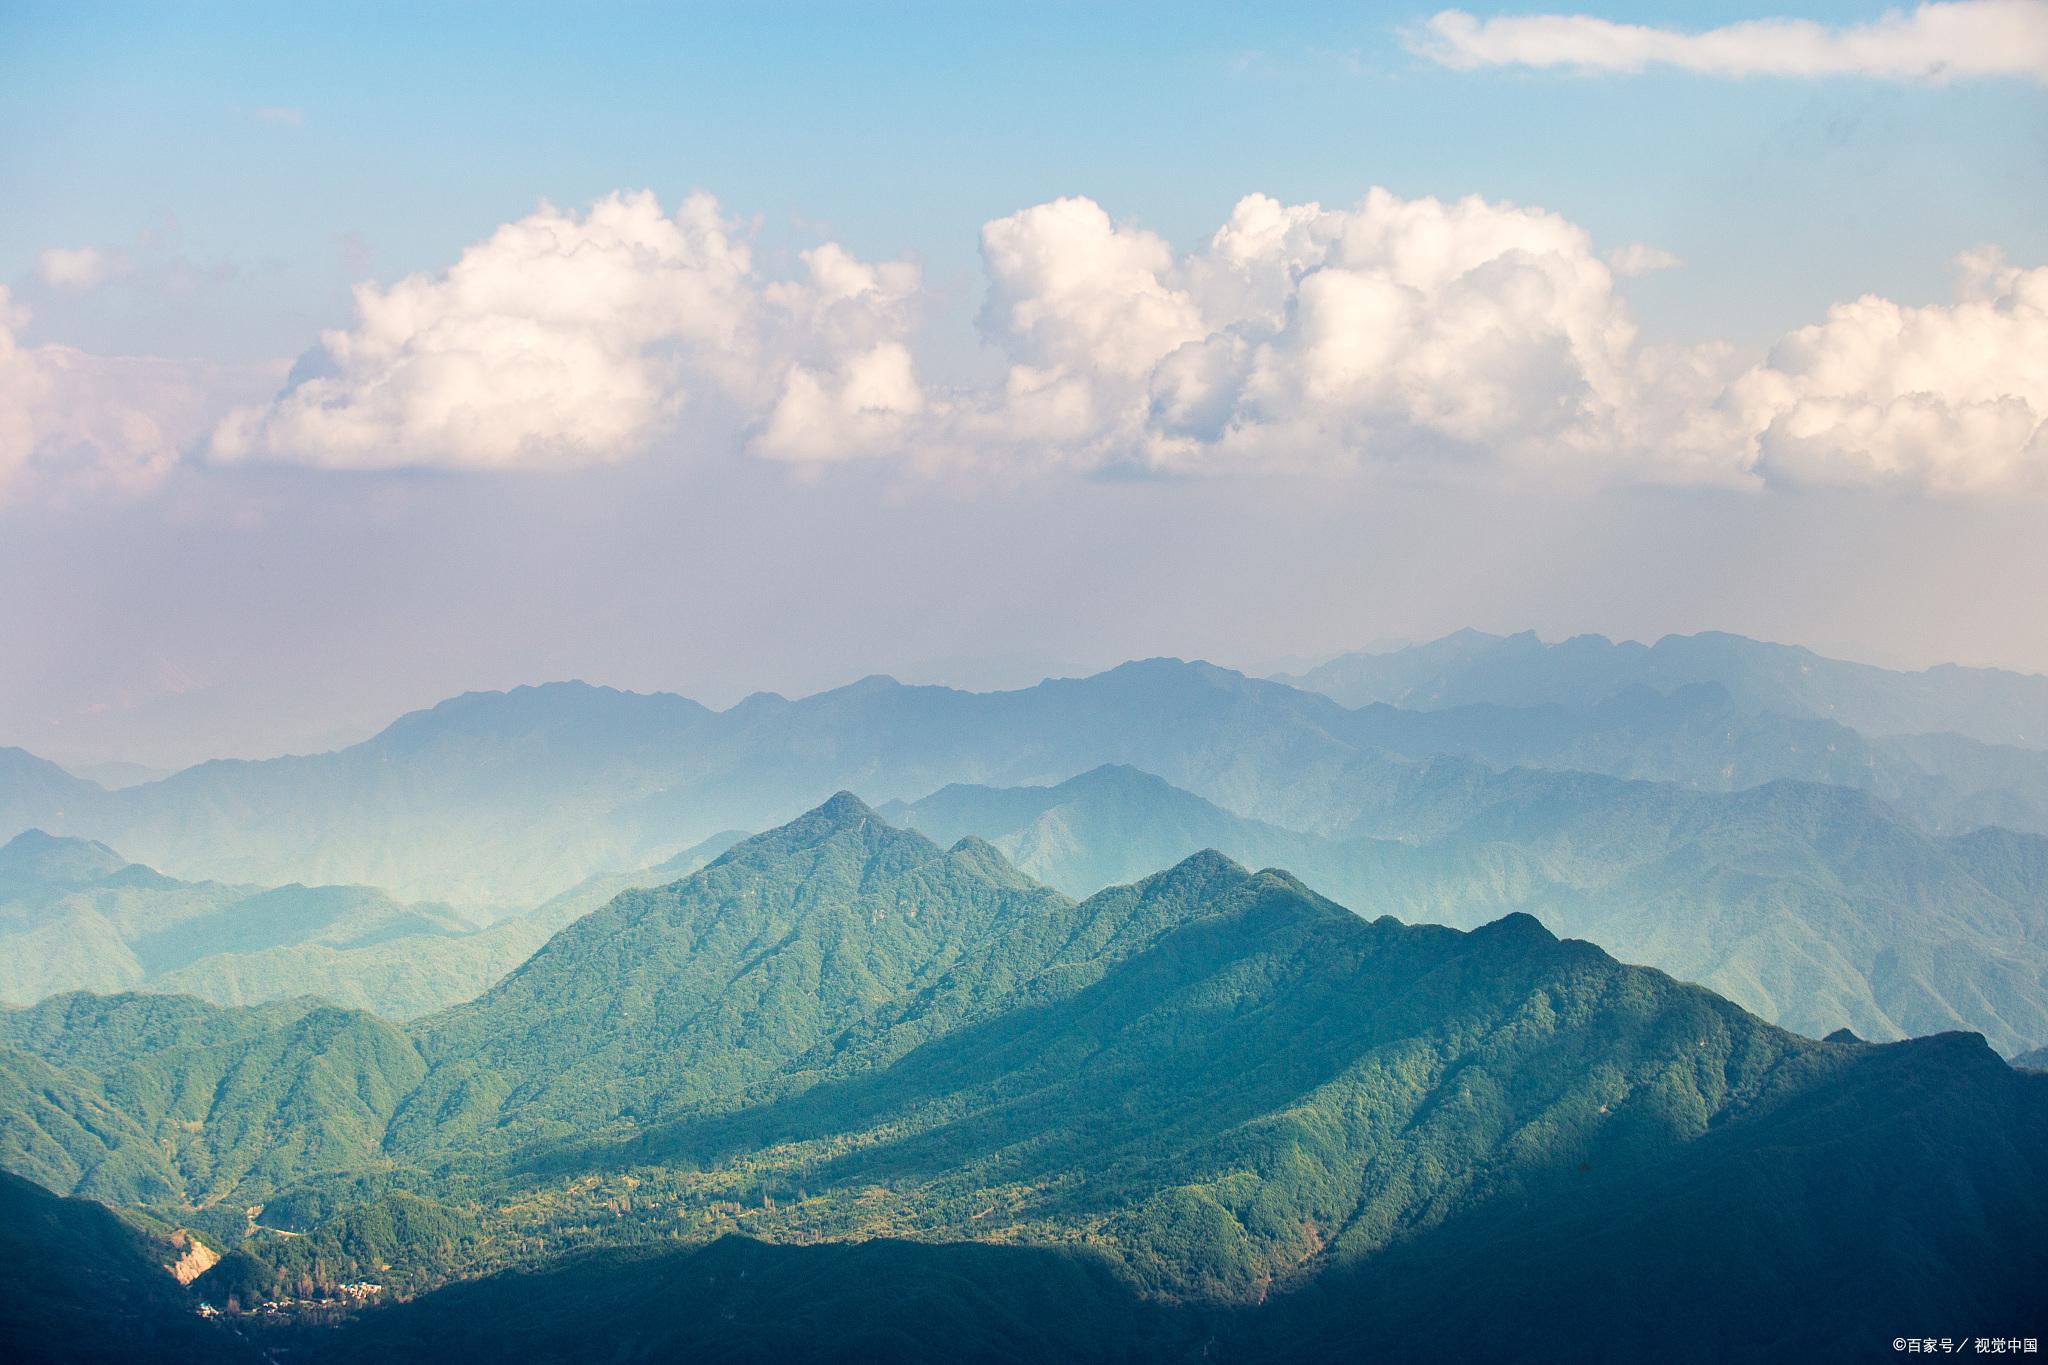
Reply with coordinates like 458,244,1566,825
0,828,741,1019
14,646,2048,905
1280,628,2048,747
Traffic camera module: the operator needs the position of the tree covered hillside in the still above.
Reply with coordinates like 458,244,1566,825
2,796,2042,1361
892,764,2048,1055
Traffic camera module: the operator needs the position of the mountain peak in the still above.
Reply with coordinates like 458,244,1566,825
1471,910,1558,945
813,791,878,827
1149,847,1253,889
0,828,130,886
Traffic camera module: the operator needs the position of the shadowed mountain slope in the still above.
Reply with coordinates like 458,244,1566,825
0,1169,255,1363
890,764,2048,1056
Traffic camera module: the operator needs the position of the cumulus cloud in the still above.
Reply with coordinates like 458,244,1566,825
161,184,2048,499
213,191,922,471
1408,2,2048,83
1725,250,2048,494
36,246,121,290
0,287,241,499
918,188,1741,485
908,190,2042,496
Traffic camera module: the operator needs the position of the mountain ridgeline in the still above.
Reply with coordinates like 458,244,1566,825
12,633,2048,912
1278,627,2048,745
2,795,2043,1361
887,762,2048,1056
0,827,744,1021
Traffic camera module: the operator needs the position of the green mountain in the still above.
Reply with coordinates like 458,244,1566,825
0,1169,253,1363
0,830,744,1021
288,1016,2048,1365
0,830,490,1018
889,764,2048,1056
0,992,424,1204
396,796,1066,1157
1281,627,2048,747
4,797,2042,1360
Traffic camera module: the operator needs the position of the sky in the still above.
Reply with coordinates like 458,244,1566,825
2,1,2046,769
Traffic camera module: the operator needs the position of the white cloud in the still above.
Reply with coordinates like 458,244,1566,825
920,188,1741,485
908,190,2043,496
978,197,1206,381
166,185,2044,500
1605,242,1682,276
1725,250,2048,494
1409,2,2048,83
213,191,923,471
0,287,240,499
36,246,120,290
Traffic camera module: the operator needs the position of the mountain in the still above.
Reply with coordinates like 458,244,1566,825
300,1235,1196,1365
59,759,175,790
2,796,2043,1359
0,1169,254,1363
1252,1026,2048,1362
0,829,748,1022
514,829,752,937
396,795,1067,1157
888,765,2048,1056
1281,628,2048,748
880,764,1324,895
0,992,424,1205
0,830,489,1017
0,750,103,843
0,667,1365,902
294,1026,2048,1365
13,657,2048,909
1335,680,2048,838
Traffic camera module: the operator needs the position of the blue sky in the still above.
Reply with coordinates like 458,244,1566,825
7,0,2042,352
2,2,2045,766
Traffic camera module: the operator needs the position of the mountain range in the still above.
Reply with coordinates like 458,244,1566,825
11,635,2048,912
2,795,2042,1360
887,762,2048,1056
1278,628,2048,746
0,828,743,1020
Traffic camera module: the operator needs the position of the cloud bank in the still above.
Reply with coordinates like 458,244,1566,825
1408,2,2048,84
4,185,2027,502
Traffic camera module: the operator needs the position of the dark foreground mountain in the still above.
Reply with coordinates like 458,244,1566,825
2,797,2043,1361
293,1236,1203,1365
0,1169,253,1363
